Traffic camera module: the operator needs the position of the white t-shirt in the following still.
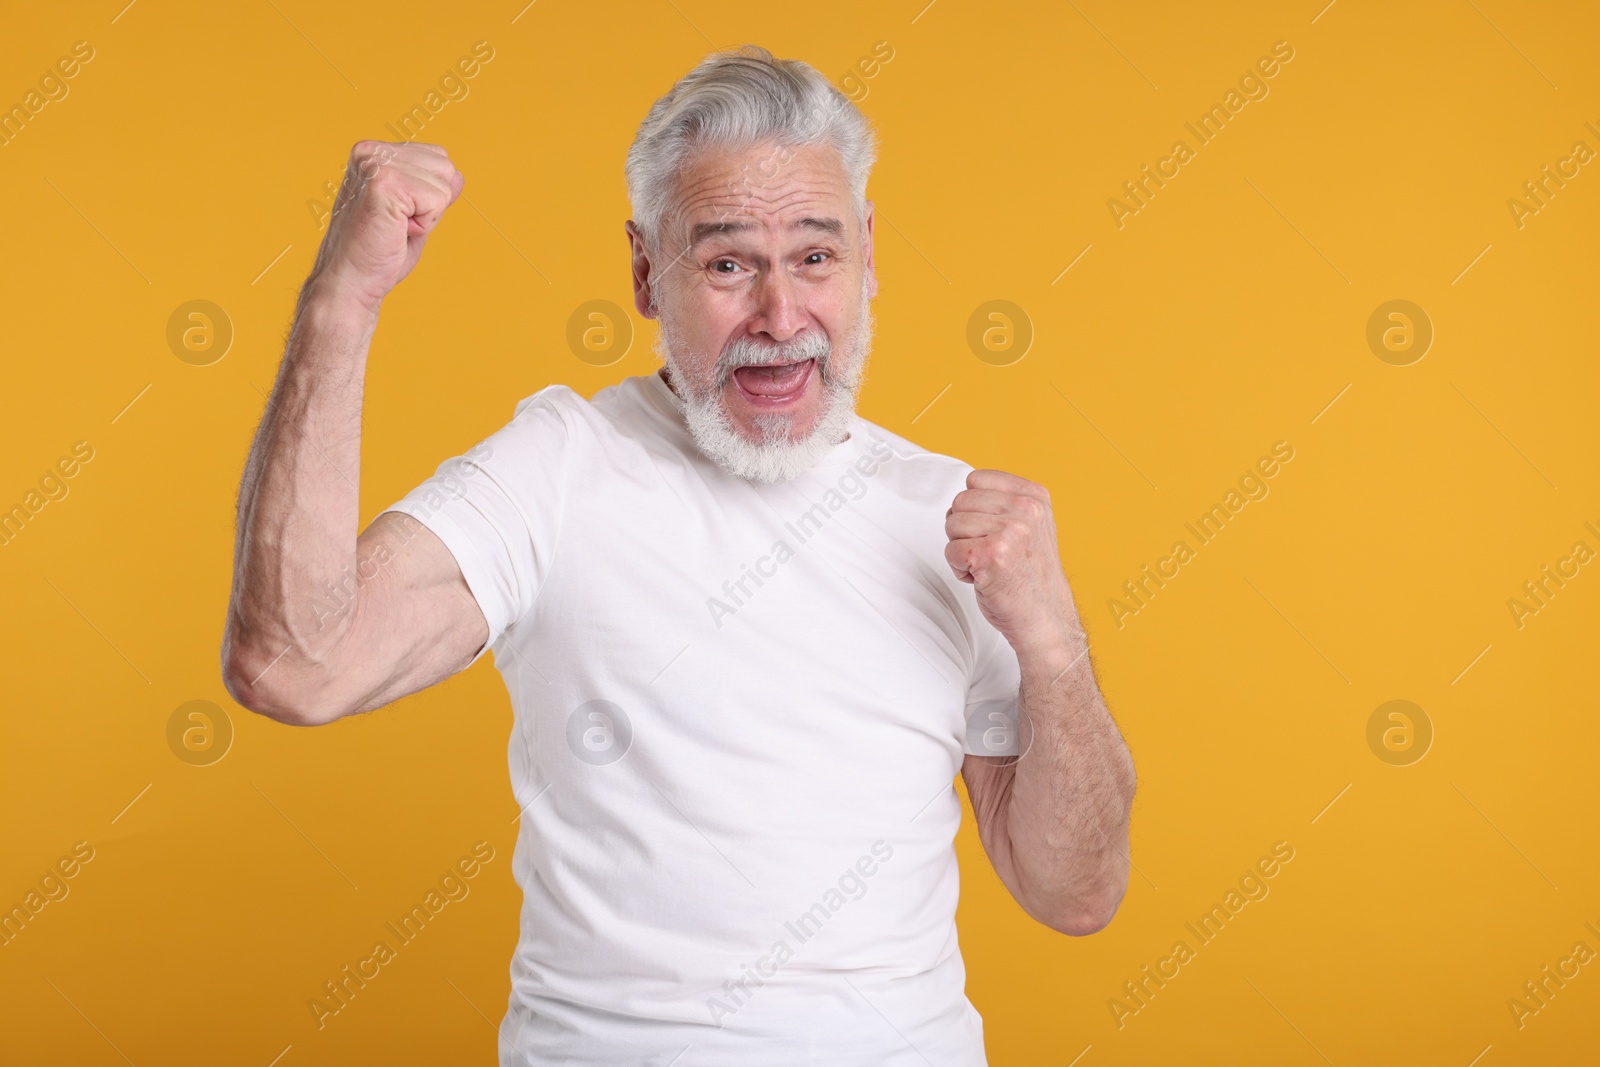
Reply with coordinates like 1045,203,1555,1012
382,370,1022,1066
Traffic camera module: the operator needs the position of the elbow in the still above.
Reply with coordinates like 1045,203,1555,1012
1035,892,1123,937
1023,872,1128,937
1053,897,1122,937
220,634,348,727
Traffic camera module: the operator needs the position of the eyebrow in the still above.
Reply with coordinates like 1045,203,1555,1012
687,216,845,247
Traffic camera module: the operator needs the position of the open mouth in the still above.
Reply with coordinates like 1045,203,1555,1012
729,358,815,405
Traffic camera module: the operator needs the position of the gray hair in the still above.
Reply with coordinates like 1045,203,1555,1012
625,44,878,256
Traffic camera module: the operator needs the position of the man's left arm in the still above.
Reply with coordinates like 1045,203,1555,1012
946,469,1137,936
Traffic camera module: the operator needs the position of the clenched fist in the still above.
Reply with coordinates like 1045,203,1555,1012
945,470,1079,655
306,140,465,313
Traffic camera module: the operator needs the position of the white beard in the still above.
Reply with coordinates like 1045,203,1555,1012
653,290,874,484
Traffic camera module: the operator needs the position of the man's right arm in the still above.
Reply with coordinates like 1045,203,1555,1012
221,141,486,726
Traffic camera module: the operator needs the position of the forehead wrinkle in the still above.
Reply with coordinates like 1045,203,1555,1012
675,188,853,255
681,179,844,219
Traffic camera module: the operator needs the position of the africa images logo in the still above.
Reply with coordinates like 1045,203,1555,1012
705,841,895,1026
705,438,894,628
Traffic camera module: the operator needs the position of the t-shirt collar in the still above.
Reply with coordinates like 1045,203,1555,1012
638,367,864,473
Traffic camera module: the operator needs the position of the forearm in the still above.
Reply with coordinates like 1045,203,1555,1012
223,280,379,716
1003,618,1136,931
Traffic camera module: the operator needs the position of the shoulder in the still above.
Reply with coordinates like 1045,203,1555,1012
505,383,585,433
854,416,976,505
449,385,594,484
505,376,668,442
492,381,631,451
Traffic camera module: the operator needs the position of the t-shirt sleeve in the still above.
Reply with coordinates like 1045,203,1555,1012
378,387,573,667
961,612,1022,757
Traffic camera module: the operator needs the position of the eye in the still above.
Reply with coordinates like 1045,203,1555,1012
803,251,830,266
711,258,741,274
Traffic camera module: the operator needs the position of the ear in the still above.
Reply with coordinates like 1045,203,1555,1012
624,220,657,319
861,200,878,301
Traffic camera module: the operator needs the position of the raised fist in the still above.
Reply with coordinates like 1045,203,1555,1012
306,140,464,312
944,469,1077,652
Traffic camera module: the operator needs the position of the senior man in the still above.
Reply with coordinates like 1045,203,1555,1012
223,45,1134,1066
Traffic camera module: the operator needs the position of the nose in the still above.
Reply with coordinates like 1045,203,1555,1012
750,268,805,343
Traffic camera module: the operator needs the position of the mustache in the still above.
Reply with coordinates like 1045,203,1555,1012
715,330,833,385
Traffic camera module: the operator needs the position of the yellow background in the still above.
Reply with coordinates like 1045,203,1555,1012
2,0,1597,1063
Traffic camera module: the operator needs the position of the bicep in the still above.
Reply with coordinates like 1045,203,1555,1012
332,510,491,716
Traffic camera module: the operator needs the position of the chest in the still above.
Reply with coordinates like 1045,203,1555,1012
521,475,978,750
